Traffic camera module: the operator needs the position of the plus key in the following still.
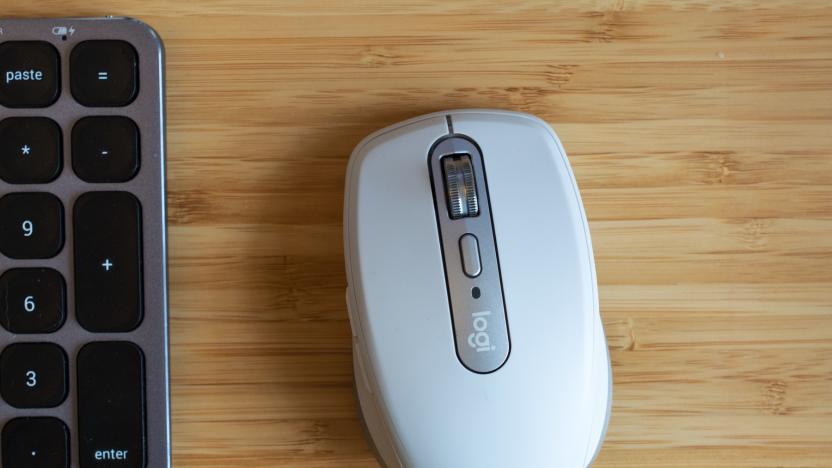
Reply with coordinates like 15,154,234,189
74,192,143,332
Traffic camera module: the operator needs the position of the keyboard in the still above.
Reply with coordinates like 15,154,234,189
0,18,170,468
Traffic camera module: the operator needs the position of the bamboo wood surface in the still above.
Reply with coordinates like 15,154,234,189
6,1,832,466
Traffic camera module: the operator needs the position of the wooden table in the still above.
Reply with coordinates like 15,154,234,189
6,1,832,466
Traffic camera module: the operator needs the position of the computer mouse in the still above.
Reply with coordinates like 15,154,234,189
343,109,611,467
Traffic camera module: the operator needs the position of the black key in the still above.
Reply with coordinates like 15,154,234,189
0,41,60,108
72,116,140,182
0,117,63,184
70,41,138,107
0,193,64,259
0,343,68,408
77,342,145,468
0,268,66,334
74,192,143,332
2,417,69,468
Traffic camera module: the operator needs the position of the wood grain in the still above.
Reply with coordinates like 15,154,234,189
6,1,832,466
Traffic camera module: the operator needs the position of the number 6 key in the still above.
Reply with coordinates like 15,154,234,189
0,268,66,334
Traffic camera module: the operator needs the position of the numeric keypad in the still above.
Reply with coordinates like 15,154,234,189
0,18,169,468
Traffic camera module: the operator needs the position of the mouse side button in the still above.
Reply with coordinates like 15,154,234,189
345,287,358,338
353,342,373,395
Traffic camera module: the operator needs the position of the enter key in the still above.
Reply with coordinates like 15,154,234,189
77,342,146,468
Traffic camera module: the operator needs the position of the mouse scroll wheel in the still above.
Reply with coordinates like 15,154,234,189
442,155,479,219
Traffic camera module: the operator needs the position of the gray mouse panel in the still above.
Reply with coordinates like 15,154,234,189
0,17,169,468
427,133,510,374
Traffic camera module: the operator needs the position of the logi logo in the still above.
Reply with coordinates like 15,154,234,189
467,310,496,353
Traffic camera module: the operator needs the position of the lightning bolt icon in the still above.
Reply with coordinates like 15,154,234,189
68,26,76,36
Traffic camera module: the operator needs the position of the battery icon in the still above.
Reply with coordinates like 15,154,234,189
51,26,75,36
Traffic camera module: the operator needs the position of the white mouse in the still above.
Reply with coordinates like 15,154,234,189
343,109,611,467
